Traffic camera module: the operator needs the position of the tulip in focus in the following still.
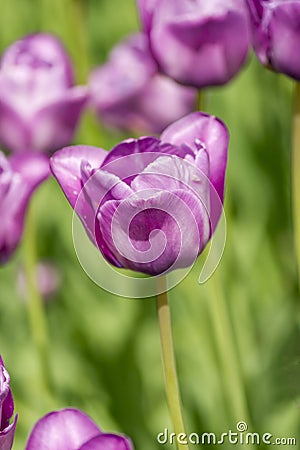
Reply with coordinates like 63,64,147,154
0,33,87,153
137,0,250,88
89,33,197,134
25,408,134,450
0,356,17,450
0,151,49,264
247,0,300,80
51,112,228,276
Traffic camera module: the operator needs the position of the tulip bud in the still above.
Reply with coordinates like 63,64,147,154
247,0,300,80
89,33,196,135
0,33,87,153
25,408,134,450
137,0,250,88
0,356,17,450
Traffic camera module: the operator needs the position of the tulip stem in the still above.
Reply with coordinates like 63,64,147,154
292,82,300,284
23,202,52,396
157,277,189,450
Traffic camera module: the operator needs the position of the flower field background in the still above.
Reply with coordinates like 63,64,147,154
0,0,299,449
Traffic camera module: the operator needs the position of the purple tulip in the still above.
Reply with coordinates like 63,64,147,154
136,0,250,88
25,408,134,450
0,151,50,263
0,33,87,153
0,356,17,450
51,112,228,276
89,33,196,134
247,0,300,80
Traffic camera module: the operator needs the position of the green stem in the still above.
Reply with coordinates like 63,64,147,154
207,273,254,447
23,203,52,395
157,277,189,450
292,82,300,284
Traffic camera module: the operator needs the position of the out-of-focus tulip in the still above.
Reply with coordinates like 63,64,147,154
0,151,50,264
17,261,61,302
89,33,196,135
0,33,87,153
136,0,250,88
25,408,134,450
0,356,17,450
51,112,228,276
247,0,300,80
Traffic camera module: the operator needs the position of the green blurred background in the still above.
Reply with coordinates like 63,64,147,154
0,0,299,448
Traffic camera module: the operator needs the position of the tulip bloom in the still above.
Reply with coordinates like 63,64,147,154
89,33,196,135
51,112,228,276
0,356,17,450
137,0,250,88
0,151,50,263
25,408,134,450
247,0,300,80
0,33,87,153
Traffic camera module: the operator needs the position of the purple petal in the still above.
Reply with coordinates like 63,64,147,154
50,145,107,210
79,433,134,450
0,98,30,153
50,146,121,266
99,188,206,275
161,112,229,202
0,415,17,450
150,0,249,87
102,137,193,183
1,33,74,87
0,153,50,264
268,2,300,80
32,86,88,153
136,0,160,34
89,34,155,110
25,408,101,450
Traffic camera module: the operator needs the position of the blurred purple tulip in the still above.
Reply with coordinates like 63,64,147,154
137,0,250,88
0,151,50,264
89,33,196,134
0,356,17,450
18,261,61,302
247,0,300,80
51,112,228,276
0,33,87,153
25,408,134,450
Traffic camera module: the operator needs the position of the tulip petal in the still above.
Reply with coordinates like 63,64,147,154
25,409,101,450
33,86,88,153
50,145,107,209
0,153,50,264
0,415,17,450
150,0,249,87
79,433,134,450
102,137,193,182
161,112,228,201
0,98,30,153
99,188,206,275
268,2,300,80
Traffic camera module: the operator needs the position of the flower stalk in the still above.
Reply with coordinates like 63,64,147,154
23,202,52,395
157,277,189,450
292,82,300,283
